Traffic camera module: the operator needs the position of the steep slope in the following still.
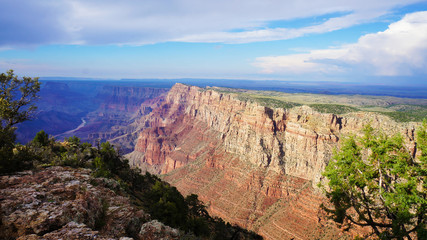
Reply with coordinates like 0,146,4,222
127,83,419,239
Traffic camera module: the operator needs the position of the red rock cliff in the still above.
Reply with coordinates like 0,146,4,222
127,83,418,240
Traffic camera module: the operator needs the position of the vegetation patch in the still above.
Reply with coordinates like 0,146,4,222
374,105,427,122
236,94,301,109
212,86,427,123
309,104,360,114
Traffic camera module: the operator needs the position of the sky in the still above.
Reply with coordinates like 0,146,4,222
1,0,427,86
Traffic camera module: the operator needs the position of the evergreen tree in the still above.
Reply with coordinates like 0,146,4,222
321,123,427,239
0,70,40,173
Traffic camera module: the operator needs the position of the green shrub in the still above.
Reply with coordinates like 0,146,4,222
32,130,49,147
145,180,188,228
93,156,111,178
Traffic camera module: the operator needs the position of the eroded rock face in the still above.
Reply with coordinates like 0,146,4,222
0,167,178,240
130,84,417,182
97,86,169,113
52,86,168,154
128,83,418,239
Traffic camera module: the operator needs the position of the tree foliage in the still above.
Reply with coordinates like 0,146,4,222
32,130,49,147
0,70,40,173
0,69,40,129
321,123,427,239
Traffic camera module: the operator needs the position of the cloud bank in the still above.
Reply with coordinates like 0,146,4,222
254,11,427,77
0,0,423,47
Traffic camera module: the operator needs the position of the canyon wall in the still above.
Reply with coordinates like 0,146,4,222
127,83,418,239
54,86,168,153
97,86,168,113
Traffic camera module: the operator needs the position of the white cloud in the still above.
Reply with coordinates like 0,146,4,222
255,49,348,74
253,11,427,76
0,0,423,46
175,10,385,43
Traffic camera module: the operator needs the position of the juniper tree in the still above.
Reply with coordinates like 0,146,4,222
321,123,427,239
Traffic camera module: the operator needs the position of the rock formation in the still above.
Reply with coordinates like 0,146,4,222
0,166,179,240
127,83,419,239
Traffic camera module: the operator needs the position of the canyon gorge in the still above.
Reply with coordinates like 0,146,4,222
126,83,419,239
14,81,423,239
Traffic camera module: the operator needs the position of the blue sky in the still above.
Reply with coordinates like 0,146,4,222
1,0,427,86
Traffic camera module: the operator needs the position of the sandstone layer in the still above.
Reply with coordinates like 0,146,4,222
128,83,418,240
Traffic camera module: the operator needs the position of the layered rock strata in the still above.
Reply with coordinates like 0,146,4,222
97,86,168,113
59,86,168,153
128,83,418,239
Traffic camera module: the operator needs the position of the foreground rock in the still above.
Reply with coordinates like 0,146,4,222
0,166,178,240
139,220,180,240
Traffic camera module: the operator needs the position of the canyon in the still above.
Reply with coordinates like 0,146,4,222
66,85,168,153
16,81,168,154
127,83,420,239
14,80,423,239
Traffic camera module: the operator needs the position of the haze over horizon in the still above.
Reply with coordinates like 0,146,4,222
1,0,427,86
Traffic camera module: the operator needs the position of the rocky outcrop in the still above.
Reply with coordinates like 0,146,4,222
139,220,179,240
128,83,418,239
17,222,111,240
0,166,179,240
